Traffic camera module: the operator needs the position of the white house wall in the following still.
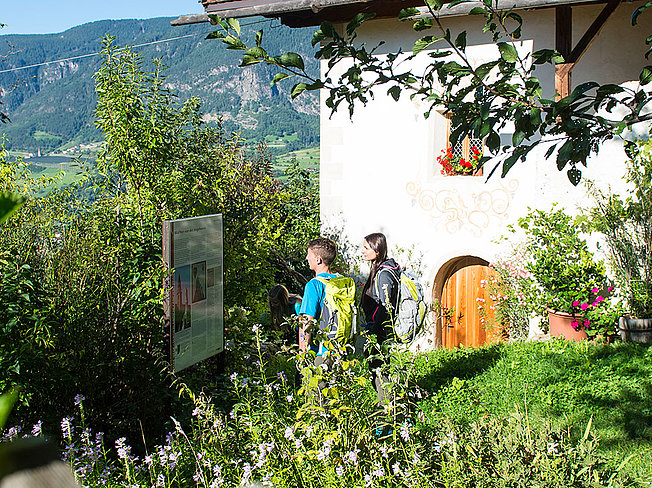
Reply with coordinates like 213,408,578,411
319,1,652,342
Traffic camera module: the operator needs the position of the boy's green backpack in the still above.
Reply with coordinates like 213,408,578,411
315,275,358,345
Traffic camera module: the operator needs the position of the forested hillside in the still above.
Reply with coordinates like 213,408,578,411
0,17,319,153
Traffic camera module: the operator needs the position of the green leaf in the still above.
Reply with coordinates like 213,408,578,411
624,140,639,159
502,151,520,176
512,130,525,146
475,60,498,79
414,19,434,31
399,8,421,21
640,66,652,85
477,121,491,138
240,55,262,67
557,140,574,170
486,131,501,152
388,86,401,101
291,83,308,98
346,13,376,35
632,1,652,25
278,52,305,70
255,30,263,47
414,36,439,54
0,192,25,224
320,22,336,39
312,29,326,47
307,80,325,91
545,144,556,160
498,42,518,62
246,46,268,59
531,49,554,64
0,389,18,430
567,166,582,185
223,35,247,50
205,31,226,40
570,81,599,99
447,0,469,8
506,12,523,27
425,0,445,10
469,7,487,15
271,72,291,86
226,18,241,36
512,26,522,40
455,31,467,50
530,107,542,126
595,84,624,98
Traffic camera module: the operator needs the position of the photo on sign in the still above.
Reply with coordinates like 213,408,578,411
192,261,207,303
173,264,192,332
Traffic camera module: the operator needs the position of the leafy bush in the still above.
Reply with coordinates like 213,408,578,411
1,336,638,487
516,206,607,316
478,249,536,341
590,139,652,318
0,38,318,440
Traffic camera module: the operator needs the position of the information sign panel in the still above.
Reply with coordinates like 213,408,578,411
163,214,223,372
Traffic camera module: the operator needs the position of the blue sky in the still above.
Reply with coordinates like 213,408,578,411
1,0,205,35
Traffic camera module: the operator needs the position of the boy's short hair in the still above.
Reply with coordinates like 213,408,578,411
308,237,337,266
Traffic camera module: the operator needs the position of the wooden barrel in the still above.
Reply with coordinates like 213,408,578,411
619,317,652,344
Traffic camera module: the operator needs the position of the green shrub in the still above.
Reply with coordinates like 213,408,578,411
0,38,318,440
516,206,607,317
1,336,631,487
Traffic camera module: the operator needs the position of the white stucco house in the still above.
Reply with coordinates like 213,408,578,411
176,0,651,349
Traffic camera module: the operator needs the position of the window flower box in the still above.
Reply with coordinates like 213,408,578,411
437,146,482,176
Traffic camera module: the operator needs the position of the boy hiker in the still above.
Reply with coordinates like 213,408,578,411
298,237,356,362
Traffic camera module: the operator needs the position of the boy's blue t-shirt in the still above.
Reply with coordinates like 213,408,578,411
300,272,337,355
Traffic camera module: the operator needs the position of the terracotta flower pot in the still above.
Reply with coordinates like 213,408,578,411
548,310,588,341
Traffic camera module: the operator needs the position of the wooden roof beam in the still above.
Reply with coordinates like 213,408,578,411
569,0,621,63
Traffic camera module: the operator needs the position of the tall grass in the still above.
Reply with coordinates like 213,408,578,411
3,336,650,486
412,339,652,479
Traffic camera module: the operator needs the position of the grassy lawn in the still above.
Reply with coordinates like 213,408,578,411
26,159,89,189
32,130,61,143
273,146,319,180
13,147,317,186
405,339,652,480
10,155,95,190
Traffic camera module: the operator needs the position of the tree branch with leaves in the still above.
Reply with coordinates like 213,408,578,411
206,0,652,184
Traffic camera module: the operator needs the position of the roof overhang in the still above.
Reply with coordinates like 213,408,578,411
172,0,613,28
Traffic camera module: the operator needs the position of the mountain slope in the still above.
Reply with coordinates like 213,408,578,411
0,17,319,153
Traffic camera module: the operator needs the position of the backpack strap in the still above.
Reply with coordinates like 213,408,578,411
374,265,401,313
314,275,339,339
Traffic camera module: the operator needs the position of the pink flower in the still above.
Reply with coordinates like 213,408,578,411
571,320,579,330
591,287,599,293
572,300,580,307
580,302,590,310
595,295,605,302
583,319,591,327
607,286,614,292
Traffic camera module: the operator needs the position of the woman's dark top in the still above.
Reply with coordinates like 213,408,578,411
361,258,400,344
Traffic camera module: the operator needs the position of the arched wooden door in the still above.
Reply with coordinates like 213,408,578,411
440,261,500,349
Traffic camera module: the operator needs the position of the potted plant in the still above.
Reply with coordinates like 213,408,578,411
437,146,482,176
567,286,624,342
516,206,608,341
590,139,652,343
